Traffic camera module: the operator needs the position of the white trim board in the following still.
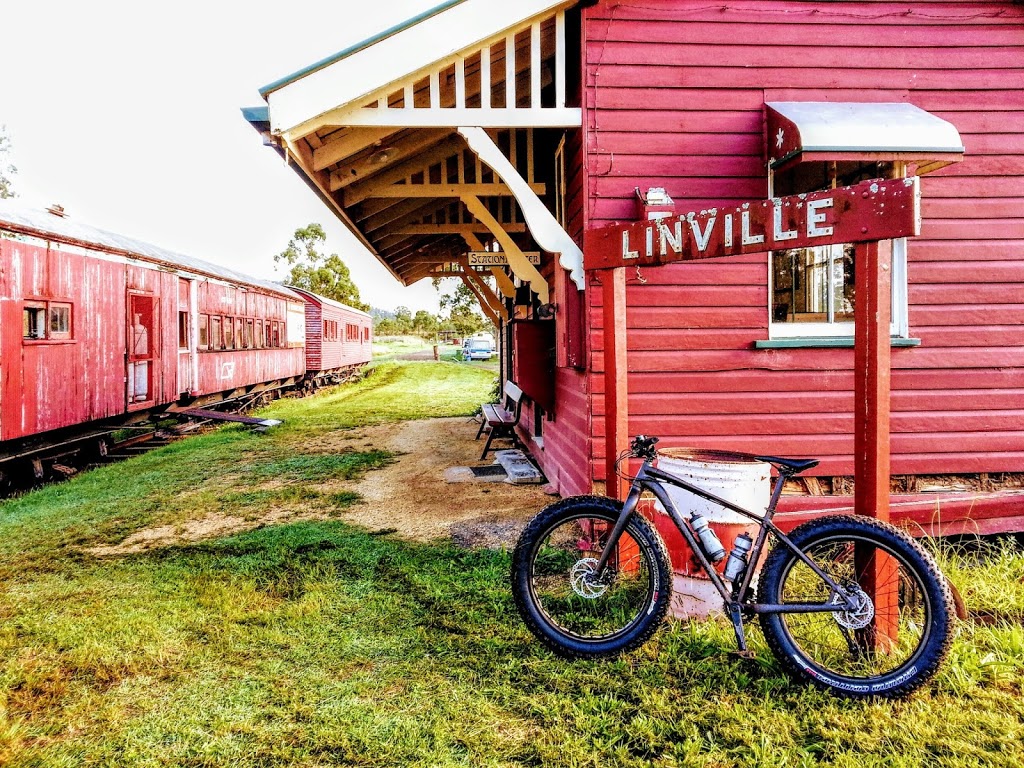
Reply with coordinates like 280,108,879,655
267,0,575,137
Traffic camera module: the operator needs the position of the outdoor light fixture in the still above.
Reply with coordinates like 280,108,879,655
536,303,557,319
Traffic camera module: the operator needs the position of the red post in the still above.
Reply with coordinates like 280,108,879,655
602,267,629,500
853,239,898,650
853,239,892,523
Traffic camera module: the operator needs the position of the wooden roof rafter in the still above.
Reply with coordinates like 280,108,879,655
341,129,545,208
246,0,582,290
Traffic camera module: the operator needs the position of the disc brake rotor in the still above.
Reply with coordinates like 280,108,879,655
830,587,875,630
570,558,608,599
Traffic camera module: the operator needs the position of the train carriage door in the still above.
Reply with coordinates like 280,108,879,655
126,291,157,408
176,278,197,396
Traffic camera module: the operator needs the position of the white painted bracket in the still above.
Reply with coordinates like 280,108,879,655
458,126,585,290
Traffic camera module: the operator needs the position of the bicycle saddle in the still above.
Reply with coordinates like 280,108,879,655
755,455,820,474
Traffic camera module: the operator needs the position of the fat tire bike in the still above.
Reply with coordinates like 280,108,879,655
511,435,955,698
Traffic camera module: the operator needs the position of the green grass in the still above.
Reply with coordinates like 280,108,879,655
371,335,434,360
0,361,1023,766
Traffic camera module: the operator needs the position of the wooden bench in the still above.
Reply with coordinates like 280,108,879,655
476,381,525,459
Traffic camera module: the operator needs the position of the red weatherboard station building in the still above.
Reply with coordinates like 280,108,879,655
244,0,1024,534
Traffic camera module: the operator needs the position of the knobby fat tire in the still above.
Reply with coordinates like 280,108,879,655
757,514,955,699
511,495,673,659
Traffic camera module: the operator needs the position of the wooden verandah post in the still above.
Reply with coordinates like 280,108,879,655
602,267,628,500
853,239,899,648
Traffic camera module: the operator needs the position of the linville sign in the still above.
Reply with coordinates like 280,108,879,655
584,177,921,271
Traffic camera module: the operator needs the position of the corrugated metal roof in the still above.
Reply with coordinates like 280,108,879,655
0,199,300,300
258,0,470,97
287,286,372,318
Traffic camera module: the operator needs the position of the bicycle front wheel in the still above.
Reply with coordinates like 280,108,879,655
758,515,954,698
511,495,672,659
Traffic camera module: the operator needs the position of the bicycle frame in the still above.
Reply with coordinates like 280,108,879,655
592,457,860,652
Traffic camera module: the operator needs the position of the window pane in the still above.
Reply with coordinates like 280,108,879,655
211,316,222,349
773,246,842,324
50,304,71,335
23,306,45,339
178,311,189,349
224,317,234,349
198,314,209,348
832,244,856,323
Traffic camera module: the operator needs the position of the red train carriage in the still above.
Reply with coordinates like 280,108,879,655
289,287,372,384
0,200,306,472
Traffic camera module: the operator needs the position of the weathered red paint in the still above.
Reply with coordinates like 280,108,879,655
0,222,305,445
577,0,1024,502
585,178,921,271
289,288,372,373
602,268,628,500
853,240,893,525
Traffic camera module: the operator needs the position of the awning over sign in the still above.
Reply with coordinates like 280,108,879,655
765,102,965,174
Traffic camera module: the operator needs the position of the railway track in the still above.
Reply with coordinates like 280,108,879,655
0,395,279,498
0,365,367,499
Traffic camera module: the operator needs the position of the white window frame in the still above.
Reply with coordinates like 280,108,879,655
767,167,909,340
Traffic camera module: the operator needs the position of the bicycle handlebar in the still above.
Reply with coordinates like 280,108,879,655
630,434,659,460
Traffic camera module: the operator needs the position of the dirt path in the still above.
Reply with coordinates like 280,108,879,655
340,417,553,546
89,418,553,555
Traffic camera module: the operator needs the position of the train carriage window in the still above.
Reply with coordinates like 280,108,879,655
210,316,223,350
178,311,189,350
224,316,234,349
23,301,73,341
236,318,244,349
198,315,209,349
23,303,46,340
246,319,254,349
255,320,263,348
49,304,71,339
363,327,369,343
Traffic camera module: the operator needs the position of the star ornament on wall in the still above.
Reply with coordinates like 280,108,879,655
776,128,785,149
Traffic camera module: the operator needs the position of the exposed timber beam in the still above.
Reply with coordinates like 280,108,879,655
353,183,543,202
312,127,398,171
459,125,584,290
281,135,404,285
459,257,509,322
462,194,549,304
316,107,583,129
359,197,440,228
460,274,500,326
329,129,451,189
338,134,466,197
396,223,527,235
365,200,455,238
464,233,515,299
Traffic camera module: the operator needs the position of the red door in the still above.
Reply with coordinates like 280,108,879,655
127,292,158,409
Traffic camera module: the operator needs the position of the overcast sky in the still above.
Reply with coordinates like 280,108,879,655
1,0,451,312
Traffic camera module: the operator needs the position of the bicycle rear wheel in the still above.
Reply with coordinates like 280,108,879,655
758,515,954,698
511,495,672,659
